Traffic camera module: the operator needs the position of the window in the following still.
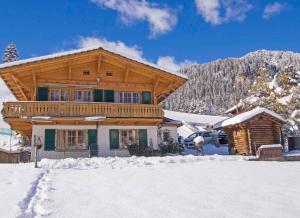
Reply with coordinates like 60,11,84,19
50,89,70,101
50,90,60,101
61,90,69,101
56,130,88,150
120,129,139,149
115,92,140,104
163,130,171,142
83,70,90,75
202,132,211,137
106,71,113,76
75,90,93,102
133,93,139,103
67,130,77,149
189,133,197,139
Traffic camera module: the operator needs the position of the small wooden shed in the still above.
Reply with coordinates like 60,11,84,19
214,107,286,155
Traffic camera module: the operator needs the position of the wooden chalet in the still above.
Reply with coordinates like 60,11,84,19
0,46,187,159
214,107,286,155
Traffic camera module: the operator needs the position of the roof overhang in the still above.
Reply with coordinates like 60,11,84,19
0,47,187,102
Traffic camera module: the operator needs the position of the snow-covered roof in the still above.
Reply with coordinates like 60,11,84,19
163,110,228,126
225,96,260,114
177,121,206,138
214,107,286,129
0,46,187,80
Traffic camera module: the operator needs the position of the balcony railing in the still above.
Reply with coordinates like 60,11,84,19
2,101,163,119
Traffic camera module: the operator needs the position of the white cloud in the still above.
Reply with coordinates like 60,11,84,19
91,0,177,37
263,2,285,19
194,0,252,25
157,56,197,72
78,36,143,60
77,36,196,72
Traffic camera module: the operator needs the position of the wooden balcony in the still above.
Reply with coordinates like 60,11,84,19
2,101,164,119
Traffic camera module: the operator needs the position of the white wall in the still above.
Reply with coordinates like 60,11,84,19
98,125,158,157
32,125,170,159
31,125,95,160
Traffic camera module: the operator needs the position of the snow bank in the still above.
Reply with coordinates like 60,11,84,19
182,144,229,155
39,155,249,170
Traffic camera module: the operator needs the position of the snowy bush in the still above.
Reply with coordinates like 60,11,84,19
158,138,182,156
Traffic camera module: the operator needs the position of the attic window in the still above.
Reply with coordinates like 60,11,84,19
83,70,90,75
106,71,113,77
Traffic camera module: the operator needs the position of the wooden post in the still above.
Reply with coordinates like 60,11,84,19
68,62,72,80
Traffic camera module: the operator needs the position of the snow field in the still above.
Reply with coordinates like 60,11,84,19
1,156,300,218
0,165,43,218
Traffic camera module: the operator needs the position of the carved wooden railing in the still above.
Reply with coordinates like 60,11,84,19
2,102,164,119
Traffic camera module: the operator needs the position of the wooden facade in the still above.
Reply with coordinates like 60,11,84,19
0,47,187,138
222,113,284,155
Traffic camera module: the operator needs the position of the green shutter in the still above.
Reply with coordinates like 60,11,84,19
37,87,49,101
88,129,97,146
109,129,119,150
139,129,148,148
94,89,103,102
142,92,152,104
44,129,55,151
104,90,115,102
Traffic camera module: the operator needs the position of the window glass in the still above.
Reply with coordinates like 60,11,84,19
56,130,87,150
163,130,171,142
203,132,210,137
189,133,197,139
74,90,93,102
124,93,131,103
84,91,93,102
115,92,140,104
133,93,139,103
50,90,60,101
75,91,82,102
61,90,69,101
68,130,76,148
120,129,138,149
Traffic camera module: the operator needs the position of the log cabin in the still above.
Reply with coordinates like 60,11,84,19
214,107,286,155
0,46,187,159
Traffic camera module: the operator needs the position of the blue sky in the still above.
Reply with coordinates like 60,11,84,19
0,0,299,70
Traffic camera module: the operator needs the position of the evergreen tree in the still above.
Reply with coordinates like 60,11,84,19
2,42,19,63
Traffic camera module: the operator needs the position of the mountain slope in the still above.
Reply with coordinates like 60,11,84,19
163,50,300,115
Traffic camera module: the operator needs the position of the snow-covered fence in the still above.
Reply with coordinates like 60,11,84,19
0,148,31,163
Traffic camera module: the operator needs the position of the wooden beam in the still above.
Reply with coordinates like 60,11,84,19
10,74,29,100
153,77,160,90
153,76,160,104
38,79,153,91
124,66,130,82
68,62,72,80
11,74,31,92
32,70,37,100
97,54,102,74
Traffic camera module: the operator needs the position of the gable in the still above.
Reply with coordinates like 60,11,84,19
0,48,187,101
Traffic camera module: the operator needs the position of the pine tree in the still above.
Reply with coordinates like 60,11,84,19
2,42,19,63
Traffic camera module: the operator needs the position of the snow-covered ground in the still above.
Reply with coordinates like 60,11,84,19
1,156,300,218
0,164,42,218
